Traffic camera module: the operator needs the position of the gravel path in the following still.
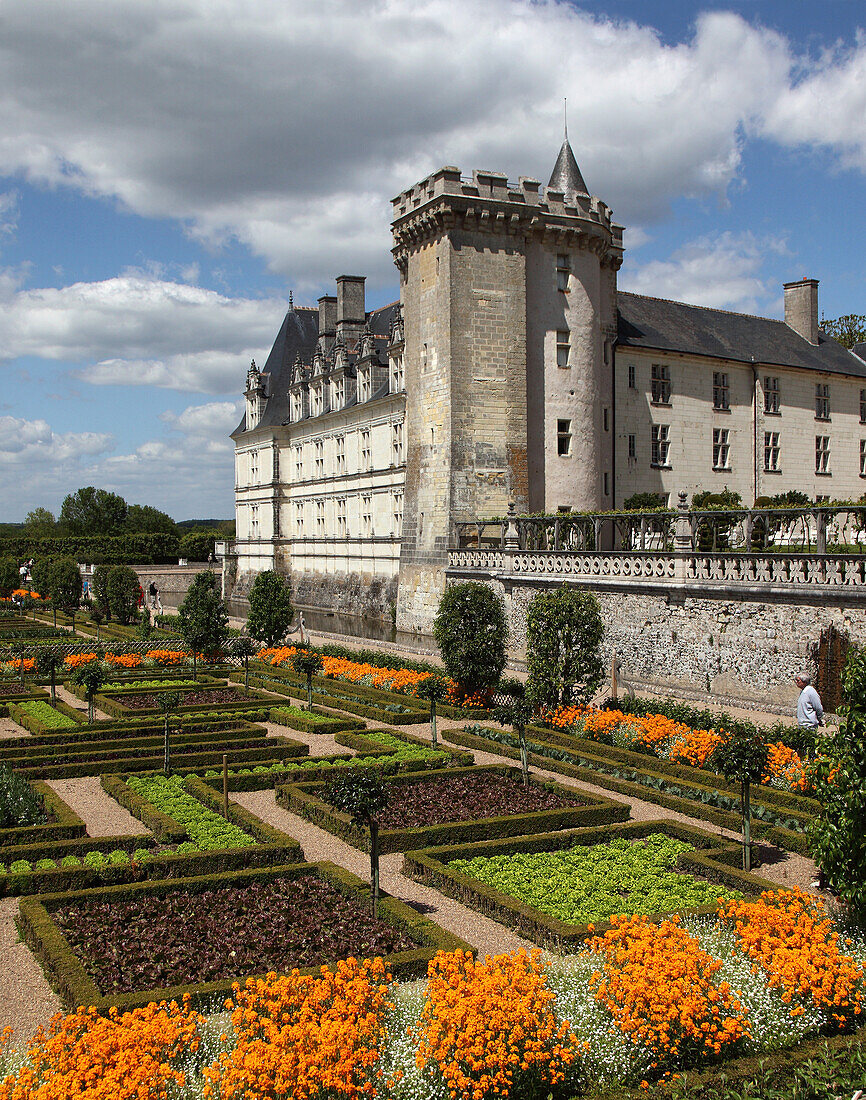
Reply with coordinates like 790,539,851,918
44,777,150,838
234,789,533,959
0,899,62,1037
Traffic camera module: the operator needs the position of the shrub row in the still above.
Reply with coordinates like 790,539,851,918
0,782,86,847
403,819,776,952
239,671,430,725
91,685,273,720
16,859,471,1013
8,698,85,735
441,725,810,854
277,764,630,855
268,705,366,734
0,533,180,564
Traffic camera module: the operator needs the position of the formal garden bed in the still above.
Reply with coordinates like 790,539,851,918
90,684,273,718
0,776,85,847
279,764,629,853
403,819,774,951
17,860,470,1012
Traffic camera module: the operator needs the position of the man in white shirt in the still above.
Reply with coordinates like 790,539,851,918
794,673,824,730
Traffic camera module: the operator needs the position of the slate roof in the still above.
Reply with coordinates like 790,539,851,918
617,292,866,378
547,137,588,198
232,300,400,437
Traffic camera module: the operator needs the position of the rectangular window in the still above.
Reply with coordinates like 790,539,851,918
361,495,372,538
314,440,324,478
315,500,326,535
332,376,344,410
249,450,259,484
336,498,347,539
311,384,322,417
764,431,780,472
713,372,729,410
335,434,345,476
392,421,404,465
556,253,570,291
815,383,830,420
861,390,866,424
627,433,636,460
764,377,780,414
603,471,610,496
361,429,372,471
627,363,636,390
250,505,259,540
294,502,304,536
294,444,303,482
651,363,671,405
651,424,670,467
392,492,403,537
290,391,302,421
712,428,730,470
556,330,570,369
603,407,609,432
557,418,572,456
358,368,370,403
815,435,830,474
860,441,866,477
391,355,404,392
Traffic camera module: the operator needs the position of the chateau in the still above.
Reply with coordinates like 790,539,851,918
231,138,866,634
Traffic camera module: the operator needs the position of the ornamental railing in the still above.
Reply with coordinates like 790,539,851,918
453,501,866,555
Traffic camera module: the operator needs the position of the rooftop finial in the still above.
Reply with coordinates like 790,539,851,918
564,97,568,142
289,290,294,310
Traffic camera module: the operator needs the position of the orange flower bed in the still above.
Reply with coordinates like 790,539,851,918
589,914,749,1062
762,741,809,792
11,589,42,600
145,649,187,667
63,653,98,669
203,958,393,1100
414,949,580,1100
104,652,143,669
3,658,35,673
0,999,203,1100
717,889,864,1027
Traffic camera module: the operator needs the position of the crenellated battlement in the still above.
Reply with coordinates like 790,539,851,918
391,165,622,243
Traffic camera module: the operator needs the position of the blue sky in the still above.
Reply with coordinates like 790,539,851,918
0,0,864,521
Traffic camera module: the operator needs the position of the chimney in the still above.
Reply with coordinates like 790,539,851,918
336,275,366,336
317,294,337,337
783,277,819,345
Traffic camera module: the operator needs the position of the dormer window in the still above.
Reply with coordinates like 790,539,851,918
358,368,371,403
391,355,404,392
290,391,302,422
332,376,345,410
311,384,322,417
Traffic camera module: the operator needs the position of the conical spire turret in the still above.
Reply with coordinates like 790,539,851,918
548,109,588,198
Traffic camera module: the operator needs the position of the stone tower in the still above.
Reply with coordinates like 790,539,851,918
392,142,623,633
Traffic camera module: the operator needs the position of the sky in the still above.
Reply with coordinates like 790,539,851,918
0,0,864,522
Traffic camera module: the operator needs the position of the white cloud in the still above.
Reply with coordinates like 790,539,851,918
0,3,861,286
0,275,286,393
0,416,112,465
620,231,785,313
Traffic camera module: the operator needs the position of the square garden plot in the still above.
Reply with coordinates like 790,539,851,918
18,860,469,1013
403,819,780,951
92,684,274,718
277,764,629,853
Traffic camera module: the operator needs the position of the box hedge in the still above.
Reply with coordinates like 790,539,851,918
0,781,86,847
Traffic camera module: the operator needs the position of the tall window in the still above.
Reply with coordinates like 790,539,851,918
250,504,259,540
627,433,636,460
294,444,303,482
556,253,571,291
815,383,830,420
391,355,404,392
557,419,572,456
392,492,403,537
314,440,324,478
764,377,780,414
651,424,670,467
861,389,866,424
335,434,345,476
249,450,259,484
358,368,370,403
713,372,729,410
361,495,372,538
764,431,780,472
627,363,636,390
315,500,326,535
294,502,304,536
336,498,347,539
651,363,671,405
712,428,730,470
815,435,830,474
860,441,866,477
311,384,322,417
332,376,344,410
556,330,570,369
361,429,372,471
290,391,302,421
392,421,404,465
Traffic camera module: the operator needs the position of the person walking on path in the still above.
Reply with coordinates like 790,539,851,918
795,672,824,730
148,582,162,613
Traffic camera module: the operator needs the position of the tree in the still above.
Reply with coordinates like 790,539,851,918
493,681,535,786
711,733,769,872
105,565,141,625
246,571,293,647
157,691,182,775
180,528,216,561
36,646,64,703
231,635,257,692
45,558,82,626
0,557,18,598
525,588,604,711
291,647,323,711
71,660,110,724
809,647,866,917
416,675,447,749
432,582,508,700
326,771,390,916
91,565,113,618
126,504,178,535
23,508,56,537
177,570,228,680
822,314,866,350
59,486,127,536
622,492,668,510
